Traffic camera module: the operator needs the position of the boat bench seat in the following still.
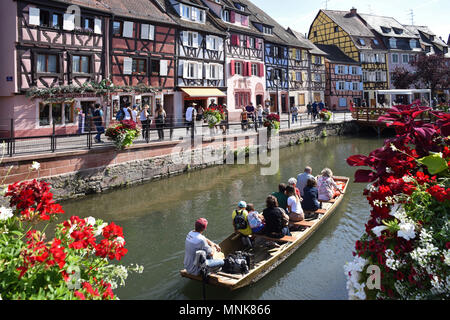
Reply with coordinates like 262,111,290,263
253,234,296,243
304,209,326,215
319,199,336,204
289,220,315,228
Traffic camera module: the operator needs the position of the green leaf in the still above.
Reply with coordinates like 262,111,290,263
418,153,448,175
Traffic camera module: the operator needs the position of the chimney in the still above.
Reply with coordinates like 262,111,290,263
350,7,357,16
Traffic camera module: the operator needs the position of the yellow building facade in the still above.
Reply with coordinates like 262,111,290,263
308,9,389,107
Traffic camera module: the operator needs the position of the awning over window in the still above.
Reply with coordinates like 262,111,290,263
181,88,226,98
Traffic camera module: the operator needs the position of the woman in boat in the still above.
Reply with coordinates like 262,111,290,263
286,185,304,222
317,168,343,201
246,203,265,234
301,177,320,213
271,183,288,211
262,195,291,238
287,177,301,198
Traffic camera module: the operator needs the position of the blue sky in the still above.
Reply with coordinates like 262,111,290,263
251,0,449,42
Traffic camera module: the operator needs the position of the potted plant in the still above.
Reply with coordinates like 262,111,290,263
319,109,332,121
105,120,140,150
203,106,225,129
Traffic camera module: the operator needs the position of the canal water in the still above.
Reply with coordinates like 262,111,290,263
61,135,383,300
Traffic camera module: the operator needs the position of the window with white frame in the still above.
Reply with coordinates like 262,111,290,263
402,54,409,64
352,82,359,91
392,53,399,63
39,101,75,126
180,5,205,23
296,72,302,81
362,71,368,81
389,38,397,48
251,63,258,76
235,61,243,75
337,65,345,74
222,10,230,22
337,81,345,91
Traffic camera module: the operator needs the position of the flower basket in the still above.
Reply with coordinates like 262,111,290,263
319,109,332,121
105,120,140,150
263,113,280,133
203,106,225,128
345,103,450,300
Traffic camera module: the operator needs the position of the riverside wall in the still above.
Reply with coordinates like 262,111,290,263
0,121,359,204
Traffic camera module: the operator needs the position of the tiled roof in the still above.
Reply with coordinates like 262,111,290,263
358,13,418,39
315,44,358,64
155,0,226,35
288,28,327,55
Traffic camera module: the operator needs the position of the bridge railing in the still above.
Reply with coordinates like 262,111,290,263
351,107,441,123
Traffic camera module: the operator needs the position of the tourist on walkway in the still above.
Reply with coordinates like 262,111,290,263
286,185,304,222
306,102,312,117
140,104,151,141
318,100,325,111
220,104,229,135
155,104,166,141
301,178,320,213
287,177,301,198
291,105,298,123
257,104,264,128
131,105,138,123
246,203,265,234
271,183,288,211
186,103,197,135
240,108,249,131
296,166,314,197
312,101,318,120
245,102,256,123
317,168,343,201
232,201,253,249
262,195,291,238
93,103,104,143
184,218,224,276
123,103,133,121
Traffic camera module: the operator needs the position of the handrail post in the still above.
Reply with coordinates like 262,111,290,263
51,122,56,152
146,117,150,143
87,116,92,149
9,118,14,157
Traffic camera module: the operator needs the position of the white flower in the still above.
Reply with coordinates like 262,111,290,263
31,161,40,171
114,236,125,245
390,144,398,152
94,222,108,237
372,225,388,237
85,216,96,226
0,206,13,221
444,250,450,267
0,187,8,197
397,222,416,241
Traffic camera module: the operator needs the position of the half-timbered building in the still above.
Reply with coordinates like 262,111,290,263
201,0,265,120
315,44,363,110
308,8,389,107
106,0,177,122
156,0,227,122
1,0,108,136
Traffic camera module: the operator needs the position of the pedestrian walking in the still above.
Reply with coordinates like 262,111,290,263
93,103,105,143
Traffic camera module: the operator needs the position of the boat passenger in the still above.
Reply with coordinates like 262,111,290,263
271,183,288,211
301,178,320,212
241,108,249,131
232,201,253,249
262,195,291,238
287,177,301,198
286,186,304,222
317,168,343,201
246,203,265,234
183,218,224,276
296,166,314,197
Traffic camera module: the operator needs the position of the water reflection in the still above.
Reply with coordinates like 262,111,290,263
61,135,381,300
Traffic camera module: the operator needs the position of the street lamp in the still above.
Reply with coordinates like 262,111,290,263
274,72,280,116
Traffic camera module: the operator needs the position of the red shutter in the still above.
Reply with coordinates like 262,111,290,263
246,36,251,48
231,34,240,46
230,60,235,76
258,63,264,77
230,11,236,23
248,62,252,76
242,62,248,76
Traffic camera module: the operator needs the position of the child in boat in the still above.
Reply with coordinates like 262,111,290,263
246,203,265,234
317,168,343,201
232,201,253,249
286,185,304,222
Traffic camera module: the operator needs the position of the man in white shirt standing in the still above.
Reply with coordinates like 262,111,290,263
184,218,224,276
297,166,314,197
185,103,197,135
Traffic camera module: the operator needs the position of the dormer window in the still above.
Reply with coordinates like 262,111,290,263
263,26,273,35
373,39,379,45
409,39,418,48
429,35,434,41
222,10,230,22
359,38,366,46
180,4,205,23
381,26,391,34
392,27,403,35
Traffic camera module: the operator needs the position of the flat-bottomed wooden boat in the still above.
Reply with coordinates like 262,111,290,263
180,176,349,290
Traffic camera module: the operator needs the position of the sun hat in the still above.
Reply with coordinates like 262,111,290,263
195,218,208,231
238,201,247,208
